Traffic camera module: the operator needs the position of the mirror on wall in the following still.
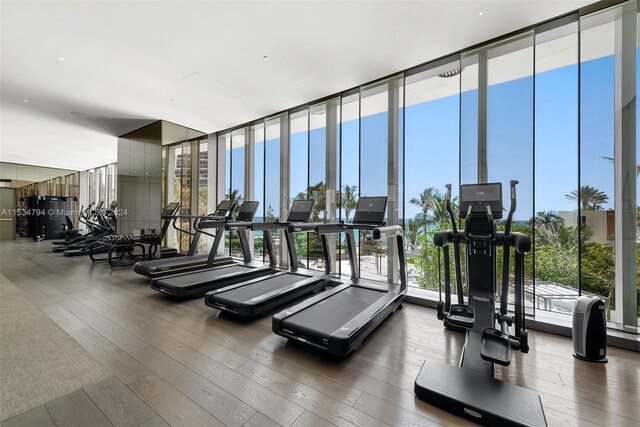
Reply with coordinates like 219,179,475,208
117,122,162,234
117,121,207,243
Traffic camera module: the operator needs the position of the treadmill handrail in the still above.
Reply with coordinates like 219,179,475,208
197,218,230,230
225,221,255,230
287,221,324,233
372,224,402,240
314,223,348,235
171,216,197,237
313,222,407,292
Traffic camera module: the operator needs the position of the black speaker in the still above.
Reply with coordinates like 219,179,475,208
572,296,607,363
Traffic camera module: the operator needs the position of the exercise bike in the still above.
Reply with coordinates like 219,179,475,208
414,181,546,426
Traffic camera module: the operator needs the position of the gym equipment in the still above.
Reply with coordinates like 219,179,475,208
146,201,181,258
51,203,101,248
150,200,272,298
272,196,407,357
414,181,546,426
58,201,118,256
89,233,149,267
133,201,235,278
204,199,329,318
573,296,607,362
50,216,83,244
26,196,73,241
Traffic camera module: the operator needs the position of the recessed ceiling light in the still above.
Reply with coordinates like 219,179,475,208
170,99,174,102
263,55,270,61
23,99,28,102
59,57,64,61
479,11,484,16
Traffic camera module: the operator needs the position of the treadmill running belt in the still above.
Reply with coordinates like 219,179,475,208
139,254,208,272
154,253,207,267
155,264,254,288
281,286,386,340
216,273,312,304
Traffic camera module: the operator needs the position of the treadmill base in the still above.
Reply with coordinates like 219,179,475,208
415,360,546,426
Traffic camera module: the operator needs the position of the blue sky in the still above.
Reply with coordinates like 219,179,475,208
228,52,632,223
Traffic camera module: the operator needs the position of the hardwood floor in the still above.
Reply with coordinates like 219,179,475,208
1,239,639,426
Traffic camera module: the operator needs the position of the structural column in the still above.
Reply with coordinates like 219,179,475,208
387,77,401,283
326,99,339,272
279,114,290,268
614,1,637,327
477,50,488,184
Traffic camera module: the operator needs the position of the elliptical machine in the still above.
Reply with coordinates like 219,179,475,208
415,181,546,426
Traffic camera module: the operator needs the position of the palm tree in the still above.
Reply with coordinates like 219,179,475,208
340,185,358,222
410,187,439,219
429,192,458,228
295,181,326,221
530,211,577,248
401,217,427,251
565,186,609,210
225,189,244,214
530,211,563,227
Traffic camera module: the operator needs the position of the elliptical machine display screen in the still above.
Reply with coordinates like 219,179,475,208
460,183,503,219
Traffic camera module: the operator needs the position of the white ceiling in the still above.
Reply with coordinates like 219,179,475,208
1,0,595,173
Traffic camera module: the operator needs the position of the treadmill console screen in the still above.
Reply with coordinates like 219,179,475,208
162,202,180,216
215,200,234,214
287,199,314,222
459,183,503,219
236,201,260,222
353,197,387,224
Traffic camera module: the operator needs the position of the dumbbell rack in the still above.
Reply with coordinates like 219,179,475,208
89,235,149,267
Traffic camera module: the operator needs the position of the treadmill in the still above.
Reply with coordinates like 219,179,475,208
150,200,275,298
133,201,235,278
204,199,331,318
150,201,182,258
272,196,407,357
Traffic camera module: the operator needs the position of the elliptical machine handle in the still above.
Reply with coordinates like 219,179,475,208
445,184,458,234
505,180,519,236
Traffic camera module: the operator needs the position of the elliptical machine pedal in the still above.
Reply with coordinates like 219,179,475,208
480,328,511,366
447,304,475,328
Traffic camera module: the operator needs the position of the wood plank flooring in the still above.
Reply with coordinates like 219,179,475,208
1,239,639,427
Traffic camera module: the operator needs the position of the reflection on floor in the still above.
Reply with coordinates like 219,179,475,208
0,239,638,427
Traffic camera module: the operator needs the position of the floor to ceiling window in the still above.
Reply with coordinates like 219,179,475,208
403,57,461,293
339,91,360,278
534,18,580,315
289,109,310,268
265,116,283,265
208,1,638,333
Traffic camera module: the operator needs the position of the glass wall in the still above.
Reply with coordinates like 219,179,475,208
208,1,639,332
533,19,580,315
265,116,282,264
404,57,461,292
289,109,310,268
87,163,116,207
339,92,360,278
